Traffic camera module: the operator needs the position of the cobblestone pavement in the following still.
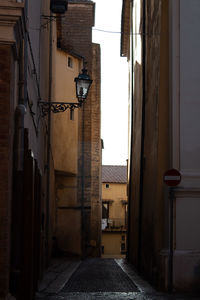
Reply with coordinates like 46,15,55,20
63,258,138,293
35,258,200,300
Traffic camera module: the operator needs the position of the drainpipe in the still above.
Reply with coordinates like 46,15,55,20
138,0,146,272
14,105,26,171
46,12,53,264
81,103,85,258
24,0,28,108
127,0,134,262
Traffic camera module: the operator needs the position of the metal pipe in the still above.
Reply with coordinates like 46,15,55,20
24,0,28,107
138,0,146,271
14,105,26,171
81,101,85,258
127,0,134,261
45,11,53,264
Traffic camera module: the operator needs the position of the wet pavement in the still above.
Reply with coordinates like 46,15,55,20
35,258,200,300
63,259,138,293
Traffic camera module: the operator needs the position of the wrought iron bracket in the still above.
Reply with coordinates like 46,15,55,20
39,101,82,117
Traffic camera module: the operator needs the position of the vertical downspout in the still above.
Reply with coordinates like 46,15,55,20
81,103,85,258
46,12,53,264
127,0,134,261
138,0,146,271
24,0,28,108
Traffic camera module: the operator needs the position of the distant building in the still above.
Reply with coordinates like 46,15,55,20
101,165,127,257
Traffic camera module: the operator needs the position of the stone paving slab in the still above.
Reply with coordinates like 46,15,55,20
115,259,155,294
37,259,81,294
45,261,81,294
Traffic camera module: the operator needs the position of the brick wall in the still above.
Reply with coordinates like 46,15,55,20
90,43,101,256
0,45,13,298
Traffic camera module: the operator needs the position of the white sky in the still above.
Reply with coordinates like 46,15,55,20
92,0,128,166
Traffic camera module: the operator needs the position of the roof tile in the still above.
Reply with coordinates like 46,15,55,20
102,165,127,183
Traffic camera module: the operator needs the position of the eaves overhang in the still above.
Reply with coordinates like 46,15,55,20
55,170,77,177
57,46,84,61
121,0,131,58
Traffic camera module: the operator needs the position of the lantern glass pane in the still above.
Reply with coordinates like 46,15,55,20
77,79,91,99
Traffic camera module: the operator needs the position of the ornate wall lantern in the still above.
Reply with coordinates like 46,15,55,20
39,68,93,118
74,68,93,103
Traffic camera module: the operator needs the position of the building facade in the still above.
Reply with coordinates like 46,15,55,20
101,166,127,257
0,0,101,299
57,0,102,258
0,1,56,299
121,0,200,292
52,48,82,257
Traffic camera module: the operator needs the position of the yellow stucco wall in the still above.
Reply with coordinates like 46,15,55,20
102,182,127,256
52,49,81,174
52,49,82,255
56,208,81,256
102,183,127,220
102,232,126,257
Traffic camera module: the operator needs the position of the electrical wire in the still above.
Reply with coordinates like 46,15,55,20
29,16,158,37
92,28,141,35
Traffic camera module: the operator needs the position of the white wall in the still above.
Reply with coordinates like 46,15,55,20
169,0,200,290
180,0,200,177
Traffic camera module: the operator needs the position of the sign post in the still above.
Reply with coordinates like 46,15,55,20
163,169,181,293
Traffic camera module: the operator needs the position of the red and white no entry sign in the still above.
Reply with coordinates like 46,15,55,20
163,169,181,187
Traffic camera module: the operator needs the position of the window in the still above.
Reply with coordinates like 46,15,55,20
121,243,126,252
102,203,109,230
102,203,109,219
121,235,125,241
105,183,109,189
68,56,73,68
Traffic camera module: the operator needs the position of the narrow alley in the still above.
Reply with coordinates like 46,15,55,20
2,1,200,299
35,258,199,300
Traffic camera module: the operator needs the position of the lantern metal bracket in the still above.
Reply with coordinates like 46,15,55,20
39,101,82,117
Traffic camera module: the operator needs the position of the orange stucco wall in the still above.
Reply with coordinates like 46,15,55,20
52,49,81,174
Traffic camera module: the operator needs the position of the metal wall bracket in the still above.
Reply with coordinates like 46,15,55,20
39,101,82,117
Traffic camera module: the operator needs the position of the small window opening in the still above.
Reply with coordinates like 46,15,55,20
121,243,126,252
68,56,73,68
106,183,109,189
102,203,109,219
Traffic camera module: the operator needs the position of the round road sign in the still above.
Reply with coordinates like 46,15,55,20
163,169,181,187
